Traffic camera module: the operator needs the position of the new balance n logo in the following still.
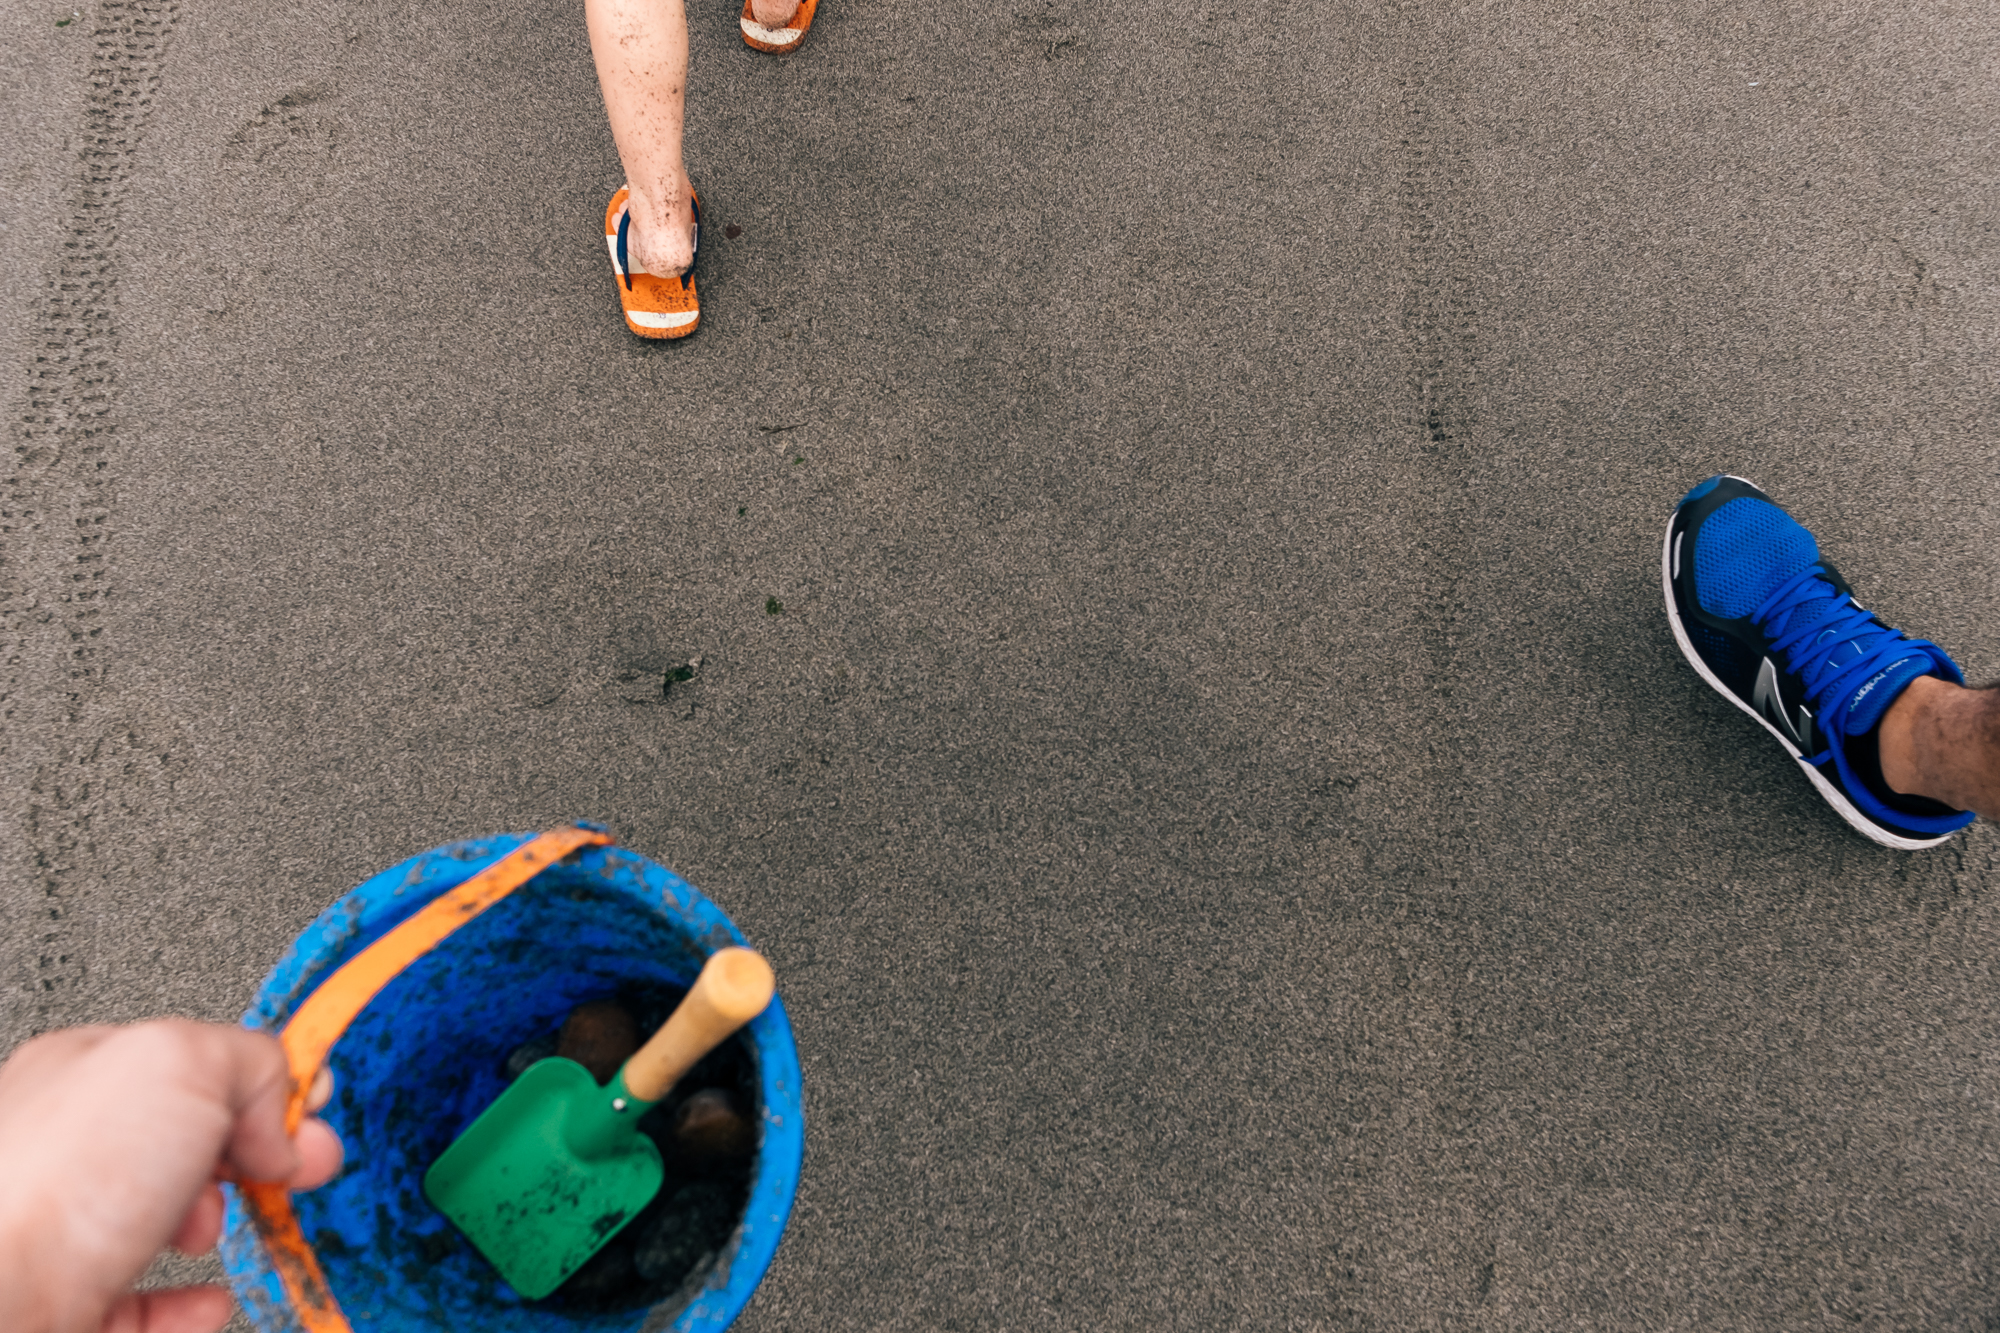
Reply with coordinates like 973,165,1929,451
1752,656,1817,754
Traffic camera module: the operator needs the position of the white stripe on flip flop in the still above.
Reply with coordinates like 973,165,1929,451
630,308,698,330
740,15,803,44
605,232,632,277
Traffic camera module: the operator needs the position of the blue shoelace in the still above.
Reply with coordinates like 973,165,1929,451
1756,564,1922,739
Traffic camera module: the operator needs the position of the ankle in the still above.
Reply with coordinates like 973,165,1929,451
622,185,696,277
1880,674,1955,798
1880,673,2000,817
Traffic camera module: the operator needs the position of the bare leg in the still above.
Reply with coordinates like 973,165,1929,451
750,0,802,26
587,0,696,277
1879,675,2000,820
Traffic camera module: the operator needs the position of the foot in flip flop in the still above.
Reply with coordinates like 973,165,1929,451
1664,474,1976,849
741,0,817,52
605,186,700,340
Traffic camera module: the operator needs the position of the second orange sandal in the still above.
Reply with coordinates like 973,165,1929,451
604,186,700,340
740,0,818,52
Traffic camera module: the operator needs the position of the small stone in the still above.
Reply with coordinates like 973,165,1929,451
671,1089,754,1166
503,1034,559,1081
633,1179,734,1284
559,1000,640,1086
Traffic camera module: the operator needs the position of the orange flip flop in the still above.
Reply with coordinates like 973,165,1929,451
604,186,700,340
740,0,818,52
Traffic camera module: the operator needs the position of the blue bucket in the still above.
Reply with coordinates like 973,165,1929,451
218,830,804,1333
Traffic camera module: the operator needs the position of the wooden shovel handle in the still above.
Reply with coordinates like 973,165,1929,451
624,947,775,1103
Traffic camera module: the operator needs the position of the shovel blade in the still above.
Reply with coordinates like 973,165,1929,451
423,1058,663,1299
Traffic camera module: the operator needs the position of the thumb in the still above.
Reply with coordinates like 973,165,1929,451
170,1025,300,1184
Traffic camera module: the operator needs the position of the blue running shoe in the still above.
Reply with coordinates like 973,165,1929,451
1664,475,1975,849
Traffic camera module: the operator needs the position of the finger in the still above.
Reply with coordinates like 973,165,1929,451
99,1285,233,1333
155,1023,298,1184
2,1023,297,1332
306,1064,334,1113
110,1020,298,1184
169,1183,226,1255
290,1117,345,1191
0,1025,118,1097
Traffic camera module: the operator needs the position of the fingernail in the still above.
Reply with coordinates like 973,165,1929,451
307,1065,335,1111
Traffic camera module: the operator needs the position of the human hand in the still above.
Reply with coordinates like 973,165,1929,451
0,1020,344,1333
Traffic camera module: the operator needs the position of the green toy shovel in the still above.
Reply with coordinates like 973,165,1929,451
423,947,776,1298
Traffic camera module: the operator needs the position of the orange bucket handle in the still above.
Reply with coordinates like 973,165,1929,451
237,825,615,1333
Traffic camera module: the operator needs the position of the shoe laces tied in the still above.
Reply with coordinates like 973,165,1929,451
1756,564,1920,734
